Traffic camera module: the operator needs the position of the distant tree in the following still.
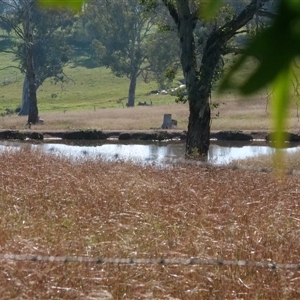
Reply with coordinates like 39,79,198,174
0,1,12,35
19,0,38,124
85,0,178,106
17,7,74,115
145,28,180,89
0,0,74,122
140,7,181,89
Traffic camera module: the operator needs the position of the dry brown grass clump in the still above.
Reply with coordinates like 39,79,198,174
1,96,300,132
229,148,300,171
0,104,190,131
0,149,300,299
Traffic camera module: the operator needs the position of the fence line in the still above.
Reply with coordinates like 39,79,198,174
1,253,300,270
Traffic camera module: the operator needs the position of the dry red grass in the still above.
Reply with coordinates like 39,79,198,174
0,149,300,299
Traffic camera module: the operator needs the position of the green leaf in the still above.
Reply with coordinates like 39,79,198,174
38,0,84,11
219,0,300,95
270,65,292,173
271,65,291,148
200,0,224,20
286,0,300,12
239,28,295,95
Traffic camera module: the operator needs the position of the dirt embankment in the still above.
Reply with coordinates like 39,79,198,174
0,129,260,140
1,129,300,143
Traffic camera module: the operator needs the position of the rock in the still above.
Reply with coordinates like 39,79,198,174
156,131,168,141
119,131,170,141
212,131,253,141
29,132,44,140
0,130,26,140
5,108,13,115
63,130,108,140
139,133,158,141
37,117,44,124
119,133,132,140
150,90,159,94
137,101,149,106
130,133,143,140
179,132,187,140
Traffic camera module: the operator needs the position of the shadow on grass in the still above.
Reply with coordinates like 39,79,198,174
71,57,100,69
69,48,100,69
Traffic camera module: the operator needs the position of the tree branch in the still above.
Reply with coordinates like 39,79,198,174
211,0,272,46
161,0,179,26
257,9,277,20
0,15,25,40
0,65,22,72
222,46,243,55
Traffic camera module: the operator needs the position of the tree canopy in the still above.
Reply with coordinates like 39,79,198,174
0,0,75,121
17,6,74,115
84,0,178,106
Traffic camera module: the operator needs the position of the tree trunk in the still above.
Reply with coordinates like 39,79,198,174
186,100,211,158
27,73,38,124
23,1,38,124
163,0,268,159
175,0,211,160
18,76,29,116
19,76,41,117
127,72,138,107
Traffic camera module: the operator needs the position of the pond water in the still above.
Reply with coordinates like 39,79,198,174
1,140,300,165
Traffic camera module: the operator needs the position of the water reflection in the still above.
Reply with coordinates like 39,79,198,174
37,142,184,164
0,140,299,165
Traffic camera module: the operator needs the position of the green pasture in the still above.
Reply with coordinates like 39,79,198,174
0,50,271,116
0,52,180,113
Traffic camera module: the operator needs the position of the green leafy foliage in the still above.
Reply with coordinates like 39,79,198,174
38,0,84,11
220,1,300,95
174,87,188,104
216,0,300,152
199,0,223,20
271,65,292,150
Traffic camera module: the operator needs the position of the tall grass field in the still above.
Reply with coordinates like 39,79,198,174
0,149,300,299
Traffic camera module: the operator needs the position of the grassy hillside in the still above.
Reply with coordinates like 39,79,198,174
0,51,264,115
0,52,178,113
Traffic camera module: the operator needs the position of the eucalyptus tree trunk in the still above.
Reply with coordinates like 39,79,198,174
19,76,42,116
18,76,29,116
164,0,269,159
175,0,211,158
23,0,38,124
127,71,138,107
